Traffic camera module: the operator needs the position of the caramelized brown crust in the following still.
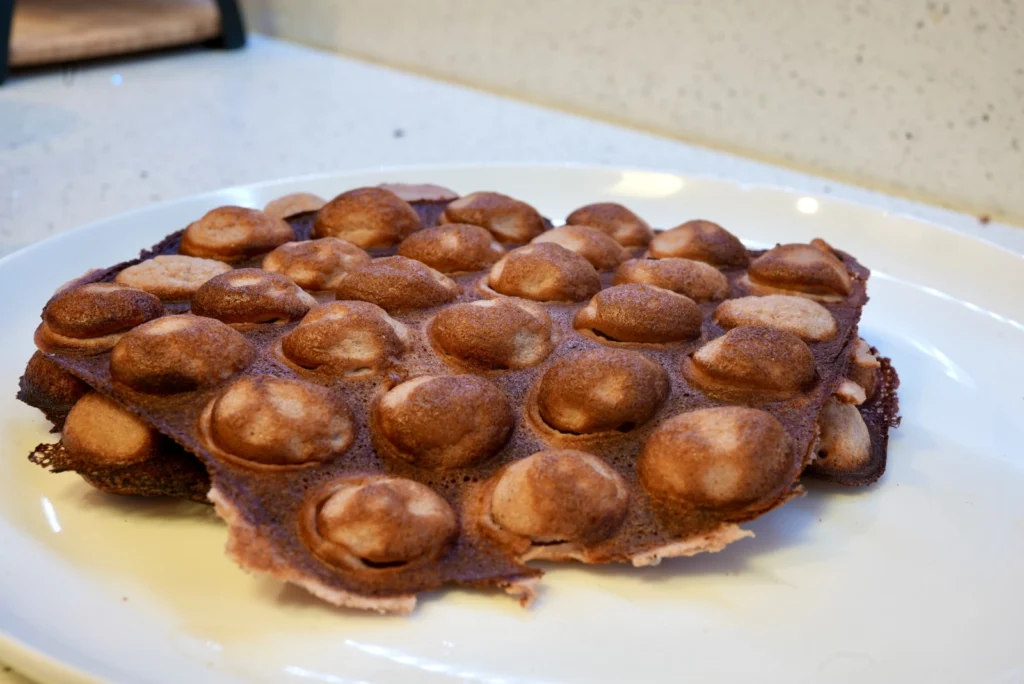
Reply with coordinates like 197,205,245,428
565,202,654,247
574,283,702,344
42,283,164,339
262,238,371,291
264,192,327,219
808,351,900,485
834,378,867,405
813,398,871,471
333,256,460,313
531,225,629,270
110,314,255,393
30,439,210,503
713,295,838,342
377,182,459,203
535,348,670,434
487,450,629,545
397,224,504,274
198,375,354,469
63,392,157,467
429,298,555,370
848,338,881,399
374,375,514,470
34,325,123,356
440,191,545,243
683,325,817,400
180,206,295,262
313,187,422,248
745,243,853,299
613,257,728,301
280,301,408,377
30,392,210,502
487,243,600,302
639,407,793,519
190,268,317,325
18,351,90,429
115,255,232,301
648,220,749,267
300,476,458,570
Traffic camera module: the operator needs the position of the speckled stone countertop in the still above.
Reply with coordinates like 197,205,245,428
0,35,1021,683
241,0,1024,224
3,36,1023,259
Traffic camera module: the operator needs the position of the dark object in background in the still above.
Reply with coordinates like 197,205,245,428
0,0,11,84
0,0,245,85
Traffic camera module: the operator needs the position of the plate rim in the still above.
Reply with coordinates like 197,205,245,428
0,631,104,684
2,162,1020,273
1,162,1020,684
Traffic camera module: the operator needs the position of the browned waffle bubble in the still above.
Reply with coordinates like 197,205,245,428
807,342,900,485
19,184,899,614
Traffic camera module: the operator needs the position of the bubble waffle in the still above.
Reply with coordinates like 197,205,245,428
29,392,210,502
18,351,89,431
19,186,899,613
808,342,900,486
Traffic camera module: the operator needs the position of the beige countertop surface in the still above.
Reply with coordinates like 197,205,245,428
242,0,1024,224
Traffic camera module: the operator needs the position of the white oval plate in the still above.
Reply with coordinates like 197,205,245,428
2,165,1022,684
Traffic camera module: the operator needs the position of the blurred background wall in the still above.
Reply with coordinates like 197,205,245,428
241,0,1023,223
